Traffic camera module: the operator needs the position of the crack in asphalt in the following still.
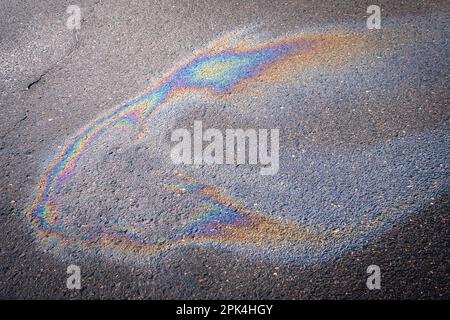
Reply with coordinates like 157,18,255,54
0,0,104,147
24,0,101,91
26,75,44,90
0,111,29,144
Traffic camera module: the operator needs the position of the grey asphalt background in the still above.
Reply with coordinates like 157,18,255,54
0,0,449,299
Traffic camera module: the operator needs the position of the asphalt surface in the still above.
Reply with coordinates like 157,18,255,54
0,0,449,299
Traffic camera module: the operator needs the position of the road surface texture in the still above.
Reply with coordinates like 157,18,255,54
0,0,449,299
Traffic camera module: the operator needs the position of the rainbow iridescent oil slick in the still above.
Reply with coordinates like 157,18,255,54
30,30,363,256
28,26,447,264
